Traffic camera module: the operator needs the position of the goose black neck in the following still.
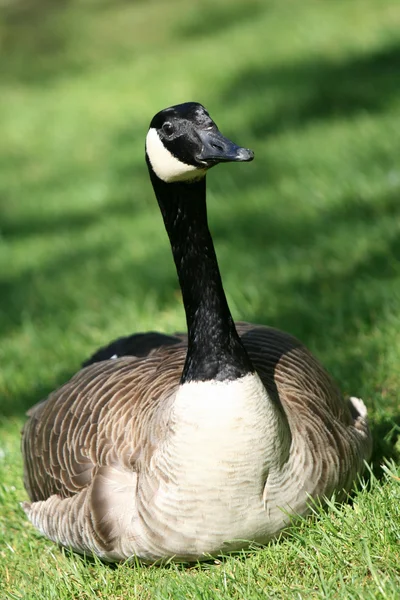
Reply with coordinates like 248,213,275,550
148,166,254,384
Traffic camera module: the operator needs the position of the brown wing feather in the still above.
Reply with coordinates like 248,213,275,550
236,323,371,496
23,346,185,501
22,323,369,505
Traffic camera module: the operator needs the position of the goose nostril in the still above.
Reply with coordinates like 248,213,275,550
210,142,224,152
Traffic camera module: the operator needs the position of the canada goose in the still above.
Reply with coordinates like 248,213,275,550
22,102,372,563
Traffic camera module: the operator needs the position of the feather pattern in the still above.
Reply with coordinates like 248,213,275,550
22,323,371,562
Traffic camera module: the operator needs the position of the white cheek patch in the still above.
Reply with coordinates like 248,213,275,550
146,128,206,183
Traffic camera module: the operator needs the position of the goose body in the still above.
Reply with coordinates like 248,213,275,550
22,103,372,563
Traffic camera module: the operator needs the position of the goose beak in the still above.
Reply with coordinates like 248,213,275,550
196,130,254,166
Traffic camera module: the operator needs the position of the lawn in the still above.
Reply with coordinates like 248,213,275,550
1,0,400,597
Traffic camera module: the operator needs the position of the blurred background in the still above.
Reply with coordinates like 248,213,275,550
0,0,399,458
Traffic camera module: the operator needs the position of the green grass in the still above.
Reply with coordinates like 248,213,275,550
1,0,400,597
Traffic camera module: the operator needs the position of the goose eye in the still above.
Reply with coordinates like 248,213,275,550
162,122,174,136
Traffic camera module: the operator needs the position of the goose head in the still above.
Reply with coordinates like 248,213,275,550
145,102,254,183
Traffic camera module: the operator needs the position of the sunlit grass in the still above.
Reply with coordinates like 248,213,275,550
1,0,400,597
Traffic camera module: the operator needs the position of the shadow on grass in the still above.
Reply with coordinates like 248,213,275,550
0,192,141,241
0,0,268,87
369,415,400,471
175,0,267,40
220,42,400,136
0,224,176,337
59,538,276,571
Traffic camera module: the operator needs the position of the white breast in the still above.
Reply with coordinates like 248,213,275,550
140,373,291,559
